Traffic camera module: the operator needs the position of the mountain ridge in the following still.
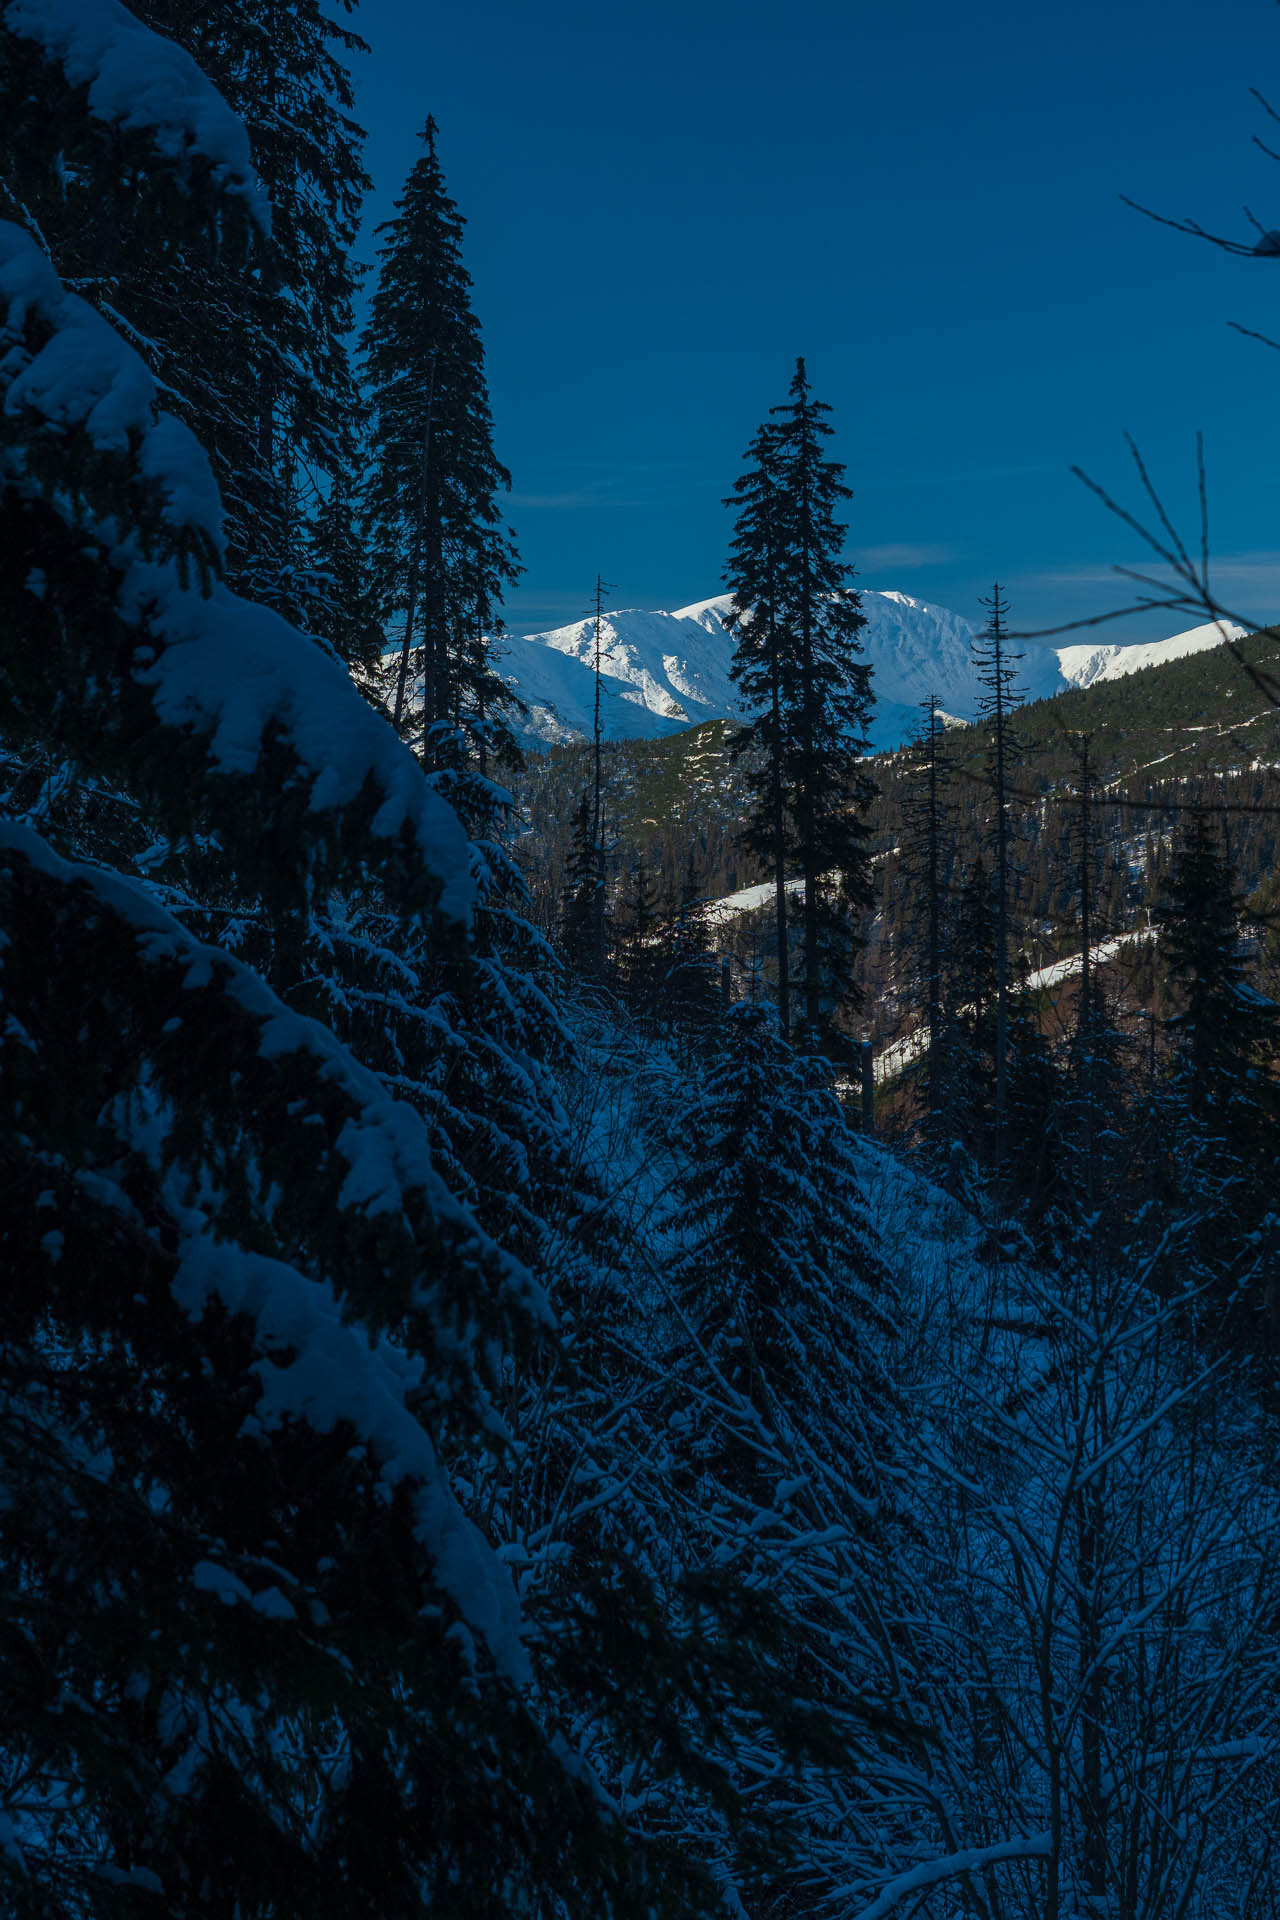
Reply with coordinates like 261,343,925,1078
493,591,1247,752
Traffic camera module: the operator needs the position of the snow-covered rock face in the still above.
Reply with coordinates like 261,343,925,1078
481,595,1250,753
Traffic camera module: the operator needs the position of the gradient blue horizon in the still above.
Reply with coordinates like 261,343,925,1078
351,0,1280,649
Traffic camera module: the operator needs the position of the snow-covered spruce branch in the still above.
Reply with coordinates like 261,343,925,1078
3,0,267,221
836,1832,1053,1920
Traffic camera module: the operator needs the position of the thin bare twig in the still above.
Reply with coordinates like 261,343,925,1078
1119,195,1267,257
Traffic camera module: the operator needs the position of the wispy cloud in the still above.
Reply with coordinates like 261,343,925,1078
1025,563,1143,590
1023,551,1280,621
859,542,956,572
1002,549,1280,648
1200,550,1280,591
1027,550,1280,590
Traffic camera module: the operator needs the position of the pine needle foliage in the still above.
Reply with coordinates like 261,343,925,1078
971,582,1023,1153
361,116,521,763
2,0,372,622
654,1002,920,1908
0,22,723,1912
1151,809,1280,1334
723,359,877,1045
900,694,955,1133
661,1003,897,1490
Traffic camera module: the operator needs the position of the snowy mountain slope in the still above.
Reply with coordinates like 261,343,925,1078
493,627,697,746
1053,619,1246,691
497,590,1000,752
494,600,740,744
493,592,1247,752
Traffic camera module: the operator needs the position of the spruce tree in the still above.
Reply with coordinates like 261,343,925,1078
560,785,609,982
2,0,372,620
1153,810,1279,1329
1067,732,1112,1202
158,0,372,625
662,1003,892,1420
0,19,732,1910
361,117,520,765
1060,975,1132,1223
723,359,876,1047
939,859,1060,1216
0,120,571,1920
664,854,721,1054
655,1003,916,1907
1156,810,1277,1129
723,417,792,1027
941,855,1000,1172
1003,952,1062,1232
971,582,1023,1162
308,473,387,673
616,859,662,1023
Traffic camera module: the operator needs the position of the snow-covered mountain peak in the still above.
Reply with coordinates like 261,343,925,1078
1053,619,1247,691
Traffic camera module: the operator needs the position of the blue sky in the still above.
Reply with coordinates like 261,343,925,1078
351,0,1280,643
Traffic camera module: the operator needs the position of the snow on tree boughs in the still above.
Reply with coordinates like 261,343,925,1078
0,11,724,1912
3,0,268,223
0,221,477,924
0,815,550,1401
171,1234,532,1682
0,218,224,567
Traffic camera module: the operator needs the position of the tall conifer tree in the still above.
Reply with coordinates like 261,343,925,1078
724,418,792,1027
724,359,876,1046
662,1003,893,1428
664,854,721,1054
0,27,599,1907
941,855,1000,1170
560,787,609,982
972,582,1022,1161
308,475,386,670
617,860,662,1022
1153,810,1279,1316
0,17,758,1908
654,1003,915,1907
1156,810,1277,1125
361,117,520,766
3,0,372,619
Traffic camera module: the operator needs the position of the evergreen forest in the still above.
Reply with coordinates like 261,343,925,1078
2,4,1280,1917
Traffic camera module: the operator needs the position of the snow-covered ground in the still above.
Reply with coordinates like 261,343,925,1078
704,876,806,926
696,866,1156,1089
869,929,1155,1087
486,593,1249,754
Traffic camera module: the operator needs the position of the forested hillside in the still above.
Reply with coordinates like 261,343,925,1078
2,4,1280,1918
513,628,1280,1066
